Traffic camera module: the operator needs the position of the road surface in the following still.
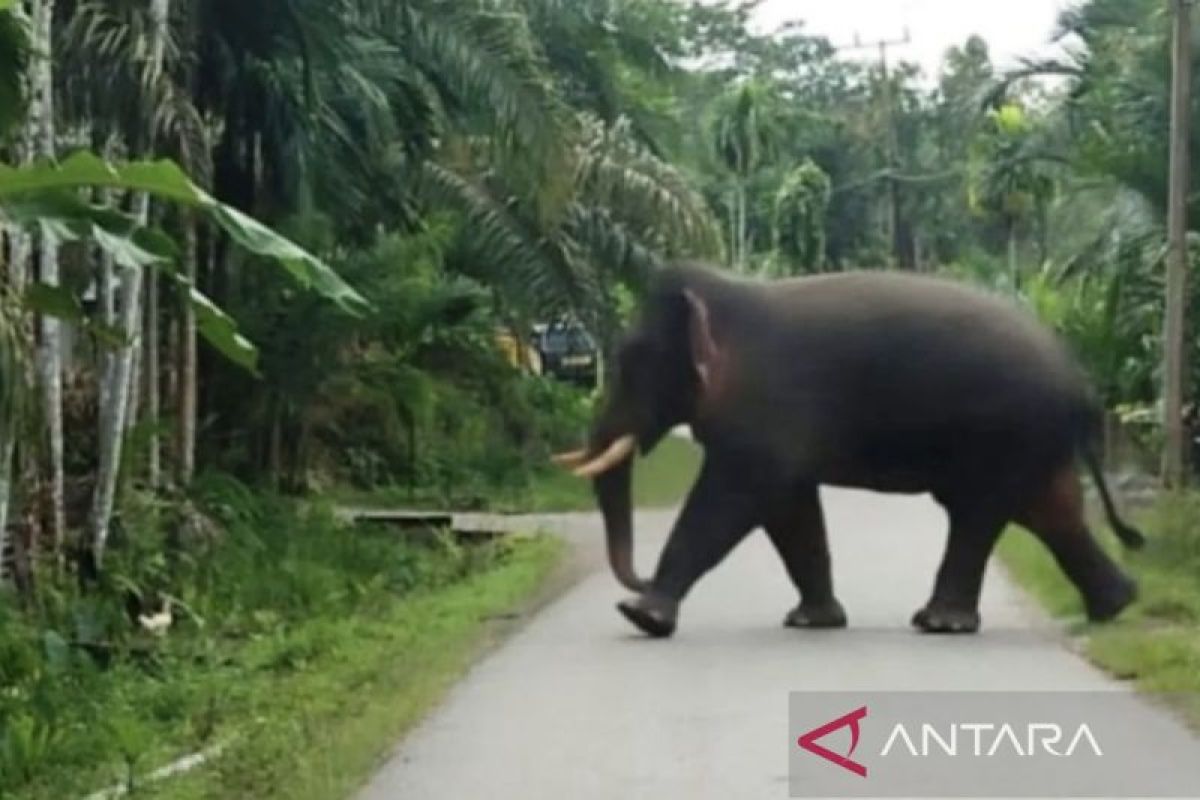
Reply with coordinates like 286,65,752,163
356,489,1199,799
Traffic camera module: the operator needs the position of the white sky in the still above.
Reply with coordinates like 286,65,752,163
745,0,1077,77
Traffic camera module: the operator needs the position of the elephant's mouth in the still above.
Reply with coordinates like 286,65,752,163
553,435,647,593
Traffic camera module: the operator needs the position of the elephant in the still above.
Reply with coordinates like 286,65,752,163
555,262,1145,638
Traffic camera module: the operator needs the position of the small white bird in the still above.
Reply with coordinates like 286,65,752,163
138,606,173,636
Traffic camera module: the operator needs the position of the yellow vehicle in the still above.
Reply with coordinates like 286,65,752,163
494,327,543,375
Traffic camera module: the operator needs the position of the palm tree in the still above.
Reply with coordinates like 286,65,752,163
0,290,28,581
773,159,831,274
710,80,781,270
90,0,172,556
424,114,718,353
0,1,27,546
19,0,65,557
969,103,1056,290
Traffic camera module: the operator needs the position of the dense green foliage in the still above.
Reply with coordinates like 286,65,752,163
209,221,593,498
3,0,1200,793
5,0,1198,514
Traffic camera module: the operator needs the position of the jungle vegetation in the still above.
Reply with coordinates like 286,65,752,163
0,0,1197,795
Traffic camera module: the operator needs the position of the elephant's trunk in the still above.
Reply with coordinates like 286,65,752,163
594,457,648,593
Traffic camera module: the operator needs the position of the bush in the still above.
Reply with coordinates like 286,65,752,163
204,225,597,502
412,375,591,503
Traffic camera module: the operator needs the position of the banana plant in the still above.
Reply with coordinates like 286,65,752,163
0,151,368,561
1,152,369,359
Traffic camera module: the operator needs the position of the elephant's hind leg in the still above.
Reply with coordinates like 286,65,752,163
913,498,1007,634
1017,466,1137,622
765,486,847,629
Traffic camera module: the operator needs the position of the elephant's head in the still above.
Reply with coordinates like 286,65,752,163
554,272,728,592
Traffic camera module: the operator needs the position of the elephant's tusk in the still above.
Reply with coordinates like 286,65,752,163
573,435,637,479
552,449,590,468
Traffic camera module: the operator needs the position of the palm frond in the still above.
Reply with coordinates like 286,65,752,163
397,2,569,160
420,160,586,317
574,116,720,256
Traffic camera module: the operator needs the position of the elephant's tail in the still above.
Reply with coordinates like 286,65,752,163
1081,442,1147,550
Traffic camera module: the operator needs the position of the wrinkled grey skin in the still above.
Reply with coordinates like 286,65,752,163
583,263,1144,638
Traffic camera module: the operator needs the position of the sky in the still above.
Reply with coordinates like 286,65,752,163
744,0,1076,77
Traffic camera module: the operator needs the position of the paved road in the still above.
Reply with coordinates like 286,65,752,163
357,489,1199,800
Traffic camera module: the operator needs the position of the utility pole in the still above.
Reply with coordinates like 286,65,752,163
1163,0,1193,487
837,29,913,269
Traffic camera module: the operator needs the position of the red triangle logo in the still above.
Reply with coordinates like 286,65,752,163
797,706,869,778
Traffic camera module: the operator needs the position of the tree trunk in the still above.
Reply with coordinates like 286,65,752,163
734,181,744,268
0,425,12,584
126,311,142,435
165,302,177,412
125,194,151,440
727,189,737,268
91,263,143,559
1038,201,1050,268
28,0,65,557
735,182,747,271
0,233,29,580
268,401,283,488
89,0,171,561
174,216,198,484
1163,0,1193,487
1007,219,1019,294
144,246,160,489
95,143,118,431
0,0,37,565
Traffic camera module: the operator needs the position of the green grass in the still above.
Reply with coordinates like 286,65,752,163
1,483,565,800
998,494,1200,725
149,536,564,800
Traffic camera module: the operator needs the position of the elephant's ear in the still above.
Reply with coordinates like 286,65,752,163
683,288,724,397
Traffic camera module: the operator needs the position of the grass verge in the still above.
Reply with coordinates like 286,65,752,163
997,493,1200,725
153,536,564,800
2,480,564,800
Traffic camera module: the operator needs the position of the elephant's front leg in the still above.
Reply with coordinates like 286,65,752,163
617,458,762,638
765,486,847,629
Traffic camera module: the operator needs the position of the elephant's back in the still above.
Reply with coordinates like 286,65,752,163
728,271,1094,489
754,271,1083,395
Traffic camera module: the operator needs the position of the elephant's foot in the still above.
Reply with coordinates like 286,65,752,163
911,603,981,634
784,599,847,629
1085,575,1137,623
617,593,678,638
